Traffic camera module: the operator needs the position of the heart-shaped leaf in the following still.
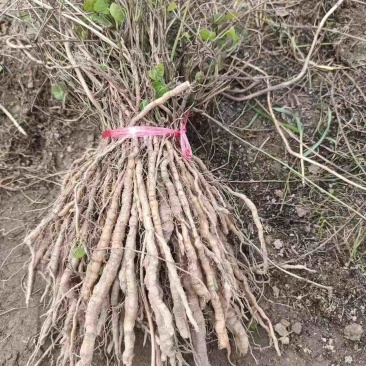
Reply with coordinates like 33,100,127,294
110,3,126,23
51,84,65,101
199,28,216,41
225,26,239,43
167,2,177,12
212,13,225,25
94,0,110,14
73,247,86,259
152,81,169,98
148,63,164,81
83,0,96,12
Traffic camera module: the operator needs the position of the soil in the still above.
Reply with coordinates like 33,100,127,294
1,1,365,365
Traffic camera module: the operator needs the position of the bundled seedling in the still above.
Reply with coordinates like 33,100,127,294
16,0,280,365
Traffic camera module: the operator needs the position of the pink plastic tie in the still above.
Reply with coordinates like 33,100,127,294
102,112,192,159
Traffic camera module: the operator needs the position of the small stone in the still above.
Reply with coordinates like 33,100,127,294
344,324,363,341
274,189,283,198
295,206,308,218
67,146,73,152
280,336,290,345
272,286,280,298
345,356,353,364
280,319,291,327
292,322,302,335
273,239,284,250
274,323,288,337
308,165,321,175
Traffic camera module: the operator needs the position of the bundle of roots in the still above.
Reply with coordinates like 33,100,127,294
26,127,278,365
15,0,282,365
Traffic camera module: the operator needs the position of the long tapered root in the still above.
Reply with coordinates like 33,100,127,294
25,137,276,365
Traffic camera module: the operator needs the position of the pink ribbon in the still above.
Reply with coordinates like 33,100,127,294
102,113,192,159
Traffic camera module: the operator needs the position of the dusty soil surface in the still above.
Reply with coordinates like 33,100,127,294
1,1,365,365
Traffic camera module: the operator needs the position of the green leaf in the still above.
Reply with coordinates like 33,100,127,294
73,247,86,259
94,0,110,14
167,2,177,12
139,99,149,110
0,65,3,74
110,3,126,23
213,11,239,24
152,81,169,98
274,107,303,134
304,108,331,157
212,13,225,25
83,0,96,12
225,26,239,43
155,63,164,79
90,13,113,26
19,12,32,24
199,28,216,41
99,64,108,71
195,71,203,81
148,63,164,81
249,320,258,331
225,11,240,21
51,84,65,101
148,69,156,81
75,25,88,40
280,122,300,133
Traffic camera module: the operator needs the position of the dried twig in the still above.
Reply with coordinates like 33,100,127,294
225,0,345,101
0,103,27,136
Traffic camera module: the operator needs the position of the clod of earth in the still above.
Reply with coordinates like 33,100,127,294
291,322,302,335
274,323,289,337
280,319,291,328
273,239,284,250
344,324,363,341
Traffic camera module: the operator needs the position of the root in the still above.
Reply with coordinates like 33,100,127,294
122,202,139,366
25,136,275,365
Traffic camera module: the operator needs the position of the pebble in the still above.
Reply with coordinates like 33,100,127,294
280,336,290,345
292,322,302,335
274,189,283,198
345,356,353,364
344,324,363,341
281,319,291,327
295,206,308,217
274,323,288,337
273,239,284,250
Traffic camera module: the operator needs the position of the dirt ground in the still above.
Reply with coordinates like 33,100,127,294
1,1,365,365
